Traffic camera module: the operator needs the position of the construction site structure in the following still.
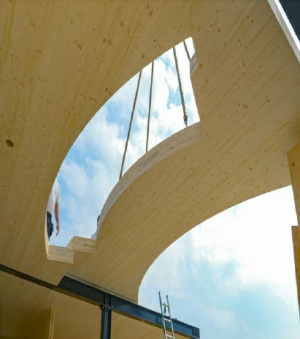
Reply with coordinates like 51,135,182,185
0,0,300,338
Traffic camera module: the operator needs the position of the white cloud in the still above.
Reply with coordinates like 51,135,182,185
139,238,191,314
139,186,298,309
139,187,299,338
201,304,237,331
188,186,298,301
52,107,125,245
76,106,125,164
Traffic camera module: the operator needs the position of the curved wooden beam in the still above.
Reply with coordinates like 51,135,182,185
66,1,300,301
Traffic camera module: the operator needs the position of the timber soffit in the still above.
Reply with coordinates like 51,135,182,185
0,263,200,339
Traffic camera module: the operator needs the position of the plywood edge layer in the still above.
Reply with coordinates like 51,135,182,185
43,208,96,263
68,236,96,254
46,238,96,263
190,53,198,78
95,122,202,239
288,143,300,224
31,308,55,339
46,237,96,265
44,215,73,264
47,245,74,264
292,226,300,313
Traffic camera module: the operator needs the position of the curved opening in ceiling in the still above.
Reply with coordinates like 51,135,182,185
45,38,200,260
138,186,299,338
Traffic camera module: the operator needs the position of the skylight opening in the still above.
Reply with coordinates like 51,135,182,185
50,37,199,247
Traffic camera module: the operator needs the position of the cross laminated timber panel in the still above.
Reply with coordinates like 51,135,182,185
0,0,299,304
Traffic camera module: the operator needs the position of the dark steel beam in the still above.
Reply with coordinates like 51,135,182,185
0,264,200,339
58,276,200,339
100,294,112,339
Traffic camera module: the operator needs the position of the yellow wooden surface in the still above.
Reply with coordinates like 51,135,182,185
0,271,99,339
32,308,55,339
292,226,300,315
288,144,300,224
67,1,300,301
0,271,188,339
0,0,299,335
49,309,56,339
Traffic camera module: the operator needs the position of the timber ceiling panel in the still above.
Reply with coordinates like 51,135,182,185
67,1,300,301
0,0,299,328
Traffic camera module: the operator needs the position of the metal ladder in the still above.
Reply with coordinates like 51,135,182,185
159,292,175,339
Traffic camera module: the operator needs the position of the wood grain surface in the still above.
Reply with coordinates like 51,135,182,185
0,0,299,337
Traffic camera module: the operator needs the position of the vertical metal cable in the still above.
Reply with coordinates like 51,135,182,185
146,61,154,153
173,46,188,127
183,40,191,61
119,70,143,180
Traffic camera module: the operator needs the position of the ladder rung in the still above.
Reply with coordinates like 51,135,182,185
159,292,174,339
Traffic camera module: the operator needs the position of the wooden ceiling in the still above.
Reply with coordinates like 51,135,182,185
0,0,299,337
0,271,189,339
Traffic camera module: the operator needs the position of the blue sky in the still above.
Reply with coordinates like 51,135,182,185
50,36,300,339
139,187,299,339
